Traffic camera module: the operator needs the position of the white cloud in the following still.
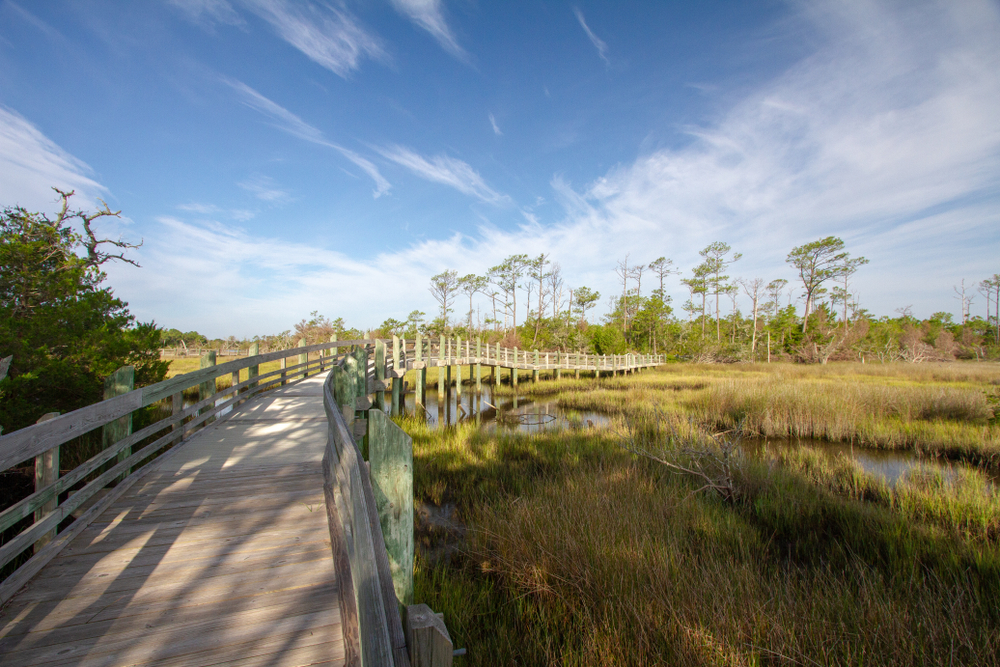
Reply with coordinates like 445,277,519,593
488,113,502,136
573,8,609,67
226,78,391,197
239,175,290,202
377,145,506,204
240,0,387,77
168,0,244,27
0,105,108,214
390,0,467,61
106,0,1000,334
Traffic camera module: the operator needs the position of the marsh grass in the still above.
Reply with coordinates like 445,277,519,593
409,418,1000,665
405,362,1000,665
507,362,1000,468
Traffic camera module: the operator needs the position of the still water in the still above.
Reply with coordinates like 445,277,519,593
398,387,989,486
401,386,609,434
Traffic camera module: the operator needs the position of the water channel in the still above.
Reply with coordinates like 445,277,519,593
398,386,993,487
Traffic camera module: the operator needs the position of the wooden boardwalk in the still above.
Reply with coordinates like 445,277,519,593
0,373,346,667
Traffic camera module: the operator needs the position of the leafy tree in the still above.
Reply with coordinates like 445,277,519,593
428,269,459,328
488,254,529,332
0,190,167,433
457,274,488,333
698,242,741,341
786,236,849,332
573,286,600,323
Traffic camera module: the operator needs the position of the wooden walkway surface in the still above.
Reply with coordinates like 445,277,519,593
0,373,345,667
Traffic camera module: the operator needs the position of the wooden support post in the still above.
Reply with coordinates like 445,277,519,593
369,410,414,607
375,339,386,412
33,412,60,553
171,391,183,443
415,334,425,415
438,335,445,400
406,604,453,667
512,347,518,388
280,357,287,386
331,332,338,358
392,335,402,416
533,349,539,383
200,351,217,422
455,336,462,397
421,337,428,407
298,338,308,378
103,365,135,482
248,342,260,392
495,342,501,387
476,337,482,392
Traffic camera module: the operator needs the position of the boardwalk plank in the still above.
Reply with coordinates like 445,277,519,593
0,374,346,667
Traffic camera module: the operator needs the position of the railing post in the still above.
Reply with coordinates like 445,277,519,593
103,365,135,482
199,351,217,422
248,342,260,394
406,604,454,667
455,336,462,398
415,333,425,416
476,337,482,393
533,349,539,383
33,412,60,553
438,335,445,401
495,342,501,387
368,410,414,607
171,391,183,443
392,335,402,416
298,338,308,378
513,347,518,388
375,339,386,412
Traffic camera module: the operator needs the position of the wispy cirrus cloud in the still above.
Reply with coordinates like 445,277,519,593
168,0,386,77
573,7,609,66
377,145,506,204
239,175,290,202
242,0,387,77
168,0,244,28
390,0,467,61
488,113,502,136
225,78,391,197
0,105,107,214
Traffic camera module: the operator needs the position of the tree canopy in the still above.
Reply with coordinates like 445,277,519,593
0,191,167,434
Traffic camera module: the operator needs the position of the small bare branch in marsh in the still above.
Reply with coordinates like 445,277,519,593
615,407,742,503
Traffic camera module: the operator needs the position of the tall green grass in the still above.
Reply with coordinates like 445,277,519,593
407,415,1000,666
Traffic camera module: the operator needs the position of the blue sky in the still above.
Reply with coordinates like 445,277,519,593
1,0,998,337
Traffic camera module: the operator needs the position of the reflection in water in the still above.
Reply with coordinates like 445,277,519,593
402,385,608,434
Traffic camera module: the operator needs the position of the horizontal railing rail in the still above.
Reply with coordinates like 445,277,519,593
0,338,373,603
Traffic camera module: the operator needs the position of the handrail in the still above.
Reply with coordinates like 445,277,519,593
322,347,411,667
0,339,374,603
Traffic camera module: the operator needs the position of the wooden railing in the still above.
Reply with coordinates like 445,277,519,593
0,338,365,603
322,341,415,667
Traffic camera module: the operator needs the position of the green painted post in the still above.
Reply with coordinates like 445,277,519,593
248,342,260,391
476,337,482,392
375,339,386,412
199,351,217,422
513,347,518,388
533,349,539,383
368,410,414,606
102,365,135,482
438,335,446,400
415,333,424,415
392,335,401,416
